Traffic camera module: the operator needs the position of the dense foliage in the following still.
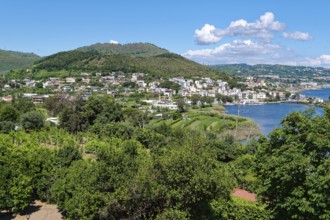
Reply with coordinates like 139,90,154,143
212,63,330,78
255,108,330,219
0,94,270,219
1,94,329,219
0,122,258,219
77,42,169,57
32,51,224,79
0,97,38,133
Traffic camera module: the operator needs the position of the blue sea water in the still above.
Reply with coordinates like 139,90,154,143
301,87,330,101
225,103,322,135
225,88,329,136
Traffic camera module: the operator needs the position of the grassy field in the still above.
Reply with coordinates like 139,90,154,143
150,104,260,141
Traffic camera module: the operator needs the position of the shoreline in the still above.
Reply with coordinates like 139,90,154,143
289,84,330,93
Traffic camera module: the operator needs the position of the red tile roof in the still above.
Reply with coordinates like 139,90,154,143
232,188,257,202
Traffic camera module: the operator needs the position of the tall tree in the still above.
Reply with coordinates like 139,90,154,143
255,108,330,219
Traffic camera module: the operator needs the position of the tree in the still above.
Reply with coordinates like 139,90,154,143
12,97,35,114
190,95,201,106
158,80,181,92
0,121,15,133
35,81,43,88
127,110,150,129
201,96,214,107
50,160,103,220
0,105,18,122
60,106,82,133
82,95,123,127
21,111,44,131
255,109,330,219
44,94,72,116
0,142,55,213
176,98,187,112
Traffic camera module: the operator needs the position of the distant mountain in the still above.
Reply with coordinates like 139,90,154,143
0,49,40,74
211,64,330,78
76,42,169,57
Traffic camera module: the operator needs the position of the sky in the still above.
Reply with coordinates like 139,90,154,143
1,0,330,67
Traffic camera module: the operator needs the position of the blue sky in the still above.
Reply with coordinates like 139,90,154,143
1,0,330,67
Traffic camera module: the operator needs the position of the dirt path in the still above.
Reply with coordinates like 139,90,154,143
0,201,63,220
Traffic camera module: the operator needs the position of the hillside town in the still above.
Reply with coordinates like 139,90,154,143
1,70,326,108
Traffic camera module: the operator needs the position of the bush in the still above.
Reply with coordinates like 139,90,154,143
21,111,44,131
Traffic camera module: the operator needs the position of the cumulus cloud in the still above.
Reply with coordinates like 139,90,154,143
195,12,285,45
319,55,330,65
189,12,323,67
110,39,119,44
184,40,284,64
282,31,312,41
195,24,221,45
184,41,330,67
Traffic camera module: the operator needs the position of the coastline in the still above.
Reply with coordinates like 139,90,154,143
289,84,330,93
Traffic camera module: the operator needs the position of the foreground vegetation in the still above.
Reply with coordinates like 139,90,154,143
0,95,329,219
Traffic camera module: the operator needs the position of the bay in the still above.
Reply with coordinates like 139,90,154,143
300,87,330,101
225,103,323,136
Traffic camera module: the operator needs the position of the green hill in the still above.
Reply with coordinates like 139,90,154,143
0,49,40,74
76,42,169,57
7,43,243,88
19,43,236,81
211,64,330,78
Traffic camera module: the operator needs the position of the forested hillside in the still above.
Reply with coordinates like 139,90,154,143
7,43,241,86
77,42,169,57
0,49,40,74
212,64,330,78
32,50,220,78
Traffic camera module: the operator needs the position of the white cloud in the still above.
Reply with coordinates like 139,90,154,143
184,41,330,68
195,12,285,45
110,39,119,44
195,24,222,45
319,55,330,65
189,12,324,67
184,40,284,64
282,31,312,41
297,55,330,67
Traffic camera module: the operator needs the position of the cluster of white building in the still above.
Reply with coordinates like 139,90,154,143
4,71,323,105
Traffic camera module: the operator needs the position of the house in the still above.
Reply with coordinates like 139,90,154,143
153,101,178,110
82,78,91,84
163,89,175,97
80,72,90,76
1,95,13,102
32,95,46,104
256,92,267,100
61,85,73,93
66,77,76,83
136,80,147,87
131,72,145,82
232,188,256,202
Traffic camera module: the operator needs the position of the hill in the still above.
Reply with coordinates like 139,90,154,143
33,50,221,78
0,49,40,74
77,42,169,57
11,43,240,84
211,64,330,78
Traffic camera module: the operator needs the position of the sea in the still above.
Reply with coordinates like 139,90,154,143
225,88,329,135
